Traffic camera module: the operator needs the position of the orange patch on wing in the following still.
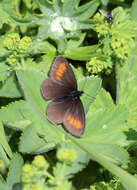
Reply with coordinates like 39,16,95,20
67,114,82,129
56,62,67,81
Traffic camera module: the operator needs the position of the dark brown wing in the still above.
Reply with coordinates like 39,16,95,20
41,56,77,100
50,56,77,91
46,98,71,124
41,78,70,100
63,99,85,137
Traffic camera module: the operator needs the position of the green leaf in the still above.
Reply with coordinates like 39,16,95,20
0,121,12,159
7,153,23,190
0,63,10,82
117,49,137,130
19,123,50,153
0,100,32,124
0,144,10,167
70,139,137,190
131,0,137,21
73,0,100,21
100,0,109,6
65,33,86,49
62,0,77,17
30,40,56,55
0,175,7,190
0,73,22,98
37,0,54,18
64,44,98,61
80,76,102,113
79,105,128,164
54,0,63,16
89,88,114,113
16,69,62,152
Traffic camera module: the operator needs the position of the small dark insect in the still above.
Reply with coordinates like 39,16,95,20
99,9,113,24
41,56,85,137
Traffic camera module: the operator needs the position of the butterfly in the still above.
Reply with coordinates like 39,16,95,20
41,56,85,137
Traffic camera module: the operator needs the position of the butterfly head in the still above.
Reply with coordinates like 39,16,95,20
69,90,83,101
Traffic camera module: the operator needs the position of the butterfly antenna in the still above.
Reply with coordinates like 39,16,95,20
83,92,96,101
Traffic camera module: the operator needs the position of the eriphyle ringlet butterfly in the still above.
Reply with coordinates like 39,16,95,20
41,56,85,137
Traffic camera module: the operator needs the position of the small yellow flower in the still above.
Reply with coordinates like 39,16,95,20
4,33,20,50
6,54,18,66
18,36,31,52
22,164,33,183
87,58,105,74
32,155,49,170
22,163,32,173
57,148,78,164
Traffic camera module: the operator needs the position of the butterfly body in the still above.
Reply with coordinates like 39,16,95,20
41,56,85,137
54,90,83,102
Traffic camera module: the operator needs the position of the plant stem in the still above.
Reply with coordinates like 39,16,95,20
115,63,121,105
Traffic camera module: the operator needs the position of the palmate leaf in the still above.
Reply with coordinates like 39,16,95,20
72,0,100,21
0,121,12,160
117,48,137,132
70,138,137,190
0,63,10,82
0,153,23,190
62,0,78,17
38,0,55,18
0,73,22,98
64,44,98,61
0,175,7,190
131,0,137,21
7,153,23,190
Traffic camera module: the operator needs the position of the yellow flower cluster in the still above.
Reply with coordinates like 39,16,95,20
57,148,78,164
90,8,137,74
94,13,110,37
86,57,105,74
4,33,31,66
22,155,49,190
4,33,20,50
4,33,31,53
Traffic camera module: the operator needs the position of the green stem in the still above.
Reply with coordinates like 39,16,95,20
44,171,54,180
115,63,121,105
21,57,25,67
56,163,66,185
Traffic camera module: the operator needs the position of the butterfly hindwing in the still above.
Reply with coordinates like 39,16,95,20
46,98,72,124
63,98,85,137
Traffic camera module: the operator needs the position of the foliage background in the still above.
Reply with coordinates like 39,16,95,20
0,0,137,189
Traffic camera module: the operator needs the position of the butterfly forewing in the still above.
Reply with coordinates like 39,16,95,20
41,78,71,100
41,56,77,100
63,99,85,137
51,56,77,91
